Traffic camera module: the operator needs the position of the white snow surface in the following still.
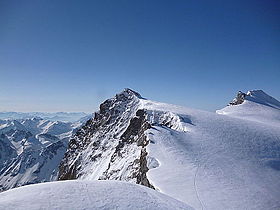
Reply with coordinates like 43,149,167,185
216,90,280,126
138,96,280,210
0,180,193,210
3,89,279,210
0,118,84,191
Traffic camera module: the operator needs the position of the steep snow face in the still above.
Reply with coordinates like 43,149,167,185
217,90,280,126
246,90,280,109
0,118,81,191
139,98,280,210
0,180,193,210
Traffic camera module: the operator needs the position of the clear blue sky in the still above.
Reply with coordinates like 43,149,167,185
0,0,279,112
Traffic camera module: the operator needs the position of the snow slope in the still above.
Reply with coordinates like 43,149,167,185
217,90,280,126
0,180,193,210
139,98,280,209
53,89,280,209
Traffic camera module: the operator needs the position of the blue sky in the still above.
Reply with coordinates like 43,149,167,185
0,0,279,112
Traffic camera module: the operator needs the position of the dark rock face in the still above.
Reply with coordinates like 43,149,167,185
228,91,247,106
101,109,154,188
58,89,154,189
0,135,17,170
120,109,151,146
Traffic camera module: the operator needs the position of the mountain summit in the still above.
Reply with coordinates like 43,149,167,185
228,89,280,109
218,90,280,125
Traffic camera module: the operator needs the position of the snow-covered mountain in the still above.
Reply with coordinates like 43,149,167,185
57,88,280,210
0,180,193,210
217,90,280,126
0,118,82,191
1,88,279,209
0,112,90,122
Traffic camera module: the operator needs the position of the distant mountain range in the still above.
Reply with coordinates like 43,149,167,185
0,112,90,122
0,117,88,191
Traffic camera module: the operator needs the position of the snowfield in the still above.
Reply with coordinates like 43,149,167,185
138,91,280,209
0,180,193,210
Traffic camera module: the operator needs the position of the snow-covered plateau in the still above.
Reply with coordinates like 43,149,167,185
1,88,280,210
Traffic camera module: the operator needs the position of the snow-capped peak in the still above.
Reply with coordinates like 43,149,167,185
116,88,144,100
228,89,280,109
217,89,280,126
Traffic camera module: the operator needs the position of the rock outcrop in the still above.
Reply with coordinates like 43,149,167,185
228,91,247,106
58,89,154,188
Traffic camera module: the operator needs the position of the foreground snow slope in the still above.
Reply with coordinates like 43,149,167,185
139,94,280,209
0,180,193,210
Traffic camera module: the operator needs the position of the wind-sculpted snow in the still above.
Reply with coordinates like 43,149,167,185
0,180,193,210
0,118,82,191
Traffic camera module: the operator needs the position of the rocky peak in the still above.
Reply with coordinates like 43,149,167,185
118,88,143,99
58,88,155,188
228,90,280,109
58,89,143,180
228,91,247,106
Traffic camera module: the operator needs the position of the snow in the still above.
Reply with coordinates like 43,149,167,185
0,180,193,210
0,117,85,191
138,97,280,210
245,90,280,109
217,100,280,127
62,90,143,183
56,89,280,209
217,90,280,126
3,89,279,209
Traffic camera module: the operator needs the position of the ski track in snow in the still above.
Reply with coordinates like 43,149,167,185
194,161,205,210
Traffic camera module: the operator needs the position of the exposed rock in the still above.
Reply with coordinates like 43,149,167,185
58,89,154,189
228,91,247,106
